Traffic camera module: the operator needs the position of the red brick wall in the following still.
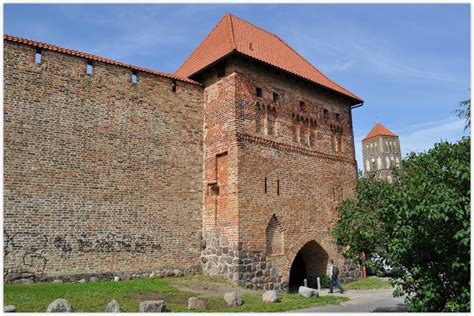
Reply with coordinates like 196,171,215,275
232,57,358,282
202,70,240,246
199,56,361,289
4,41,204,279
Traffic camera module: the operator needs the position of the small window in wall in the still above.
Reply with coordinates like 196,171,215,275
277,179,280,196
131,72,138,84
299,101,305,112
35,49,42,64
172,80,177,92
323,109,329,121
335,113,341,122
86,61,93,75
264,177,268,194
256,87,263,97
273,92,279,102
208,183,219,196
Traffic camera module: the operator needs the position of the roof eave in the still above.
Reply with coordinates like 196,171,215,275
235,51,364,105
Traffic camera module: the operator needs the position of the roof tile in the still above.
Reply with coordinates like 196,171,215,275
176,14,363,103
363,123,397,140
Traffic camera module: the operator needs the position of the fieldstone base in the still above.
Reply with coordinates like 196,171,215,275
3,265,201,284
201,231,284,291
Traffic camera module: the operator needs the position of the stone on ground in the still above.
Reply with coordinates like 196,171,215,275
52,279,63,284
14,278,33,284
224,292,243,306
139,301,165,312
298,286,319,298
4,305,16,312
46,298,73,312
105,299,122,312
113,276,120,282
79,279,86,283
173,269,183,277
187,297,207,310
89,276,99,283
262,290,279,303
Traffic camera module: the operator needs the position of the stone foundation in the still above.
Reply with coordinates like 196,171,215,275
201,231,285,291
4,265,201,284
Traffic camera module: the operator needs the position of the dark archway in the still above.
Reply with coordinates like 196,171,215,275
288,240,329,292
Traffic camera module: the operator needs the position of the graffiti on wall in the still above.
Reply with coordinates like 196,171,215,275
4,231,162,276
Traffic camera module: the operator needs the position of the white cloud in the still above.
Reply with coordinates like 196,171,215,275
319,60,354,73
292,27,455,82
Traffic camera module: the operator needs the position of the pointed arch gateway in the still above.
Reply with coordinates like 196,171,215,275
288,240,329,292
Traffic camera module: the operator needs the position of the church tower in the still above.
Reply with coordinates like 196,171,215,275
362,123,402,182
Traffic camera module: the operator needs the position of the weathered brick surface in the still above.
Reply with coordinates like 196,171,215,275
4,38,361,287
200,56,361,289
4,41,204,279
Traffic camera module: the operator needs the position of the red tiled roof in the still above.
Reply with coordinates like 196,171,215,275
4,34,200,85
176,14,363,103
363,123,397,141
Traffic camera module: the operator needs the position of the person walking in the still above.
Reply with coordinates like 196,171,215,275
329,259,344,294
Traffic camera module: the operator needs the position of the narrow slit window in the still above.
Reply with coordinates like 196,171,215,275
256,87,263,97
131,72,138,84
273,92,279,102
86,62,93,76
277,180,280,196
264,177,268,194
299,101,305,112
35,49,42,64
323,109,329,121
335,113,340,121
171,80,177,92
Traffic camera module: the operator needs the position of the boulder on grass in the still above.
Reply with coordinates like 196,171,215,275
224,292,243,307
89,277,99,283
46,298,73,312
139,301,165,312
188,297,207,310
262,290,279,303
298,286,319,298
4,305,16,312
105,299,122,312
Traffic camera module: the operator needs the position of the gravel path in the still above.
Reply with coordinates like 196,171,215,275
291,288,407,312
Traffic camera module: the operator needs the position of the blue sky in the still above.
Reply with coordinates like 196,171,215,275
4,4,470,170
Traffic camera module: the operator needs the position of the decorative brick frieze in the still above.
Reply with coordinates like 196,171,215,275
236,132,356,164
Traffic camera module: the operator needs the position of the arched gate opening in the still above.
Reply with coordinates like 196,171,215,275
288,240,329,292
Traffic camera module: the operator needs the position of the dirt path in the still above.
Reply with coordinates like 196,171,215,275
170,278,260,298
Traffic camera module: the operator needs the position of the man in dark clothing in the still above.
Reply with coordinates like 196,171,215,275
329,259,344,294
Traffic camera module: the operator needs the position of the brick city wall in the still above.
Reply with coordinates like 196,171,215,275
3,40,204,281
199,56,361,290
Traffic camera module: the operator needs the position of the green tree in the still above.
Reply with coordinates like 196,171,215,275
332,174,393,260
334,137,470,311
454,98,470,131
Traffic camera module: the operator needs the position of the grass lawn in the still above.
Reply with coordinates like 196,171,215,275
4,276,348,312
344,277,392,290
